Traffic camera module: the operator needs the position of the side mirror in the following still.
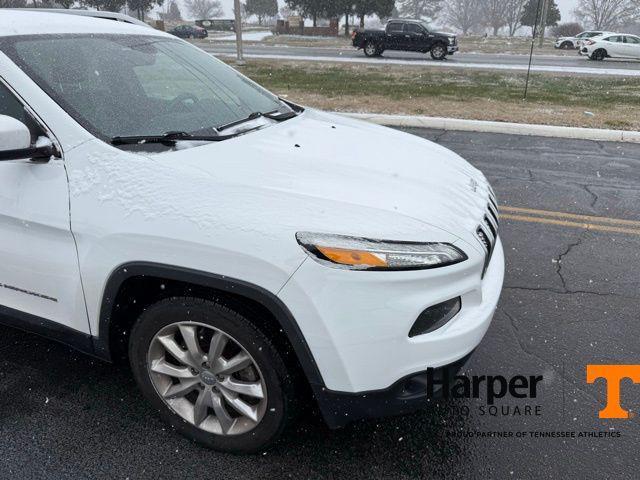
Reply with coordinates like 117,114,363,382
0,114,55,162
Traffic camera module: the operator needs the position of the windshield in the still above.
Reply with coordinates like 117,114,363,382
1,34,286,143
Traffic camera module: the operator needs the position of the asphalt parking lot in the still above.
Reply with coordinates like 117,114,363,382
1,128,639,479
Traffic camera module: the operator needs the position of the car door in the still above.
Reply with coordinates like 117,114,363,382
622,35,640,59
0,78,89,334
405,23,427,51
603,35,624,57
386,22,407,50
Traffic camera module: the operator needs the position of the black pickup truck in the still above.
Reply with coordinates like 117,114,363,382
352,19,457,60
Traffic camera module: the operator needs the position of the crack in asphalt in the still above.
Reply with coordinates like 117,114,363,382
582,184,599,208
503,285,638,300
555,234,584,293
566,183,599,209
430,130,448,144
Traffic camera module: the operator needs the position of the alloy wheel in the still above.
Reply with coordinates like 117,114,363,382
432,45,445,59
147,321,268,436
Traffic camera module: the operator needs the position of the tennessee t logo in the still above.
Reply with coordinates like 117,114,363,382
586,365,640,419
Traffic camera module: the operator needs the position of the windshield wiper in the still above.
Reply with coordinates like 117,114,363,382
216,109,299,132
110,129,257,146
264,110,298,121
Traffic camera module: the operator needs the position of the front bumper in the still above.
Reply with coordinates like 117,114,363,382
316,350,475,428
280,235,504,395
448,45,458,54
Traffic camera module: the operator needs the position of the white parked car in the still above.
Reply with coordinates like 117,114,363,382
0,11,504,452
555,30,613,50
582,33,640,60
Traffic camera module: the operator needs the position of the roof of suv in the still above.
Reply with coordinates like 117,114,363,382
0,10,167,38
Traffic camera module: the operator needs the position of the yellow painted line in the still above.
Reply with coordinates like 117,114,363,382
500,213,640,236
500,206,640,228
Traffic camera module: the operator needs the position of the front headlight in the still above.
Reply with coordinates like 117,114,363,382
448,36,455,44
296,232,467,271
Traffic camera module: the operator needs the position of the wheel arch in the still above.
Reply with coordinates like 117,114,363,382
94,262,325,390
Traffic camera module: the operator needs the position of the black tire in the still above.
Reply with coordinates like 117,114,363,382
430,42,447,60
560,41,573,49
590,48,606,61
364,41,379,57
129,297,298,453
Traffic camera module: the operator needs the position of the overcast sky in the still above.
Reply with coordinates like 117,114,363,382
155,0,580,26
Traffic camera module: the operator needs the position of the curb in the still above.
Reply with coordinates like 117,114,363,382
336,112,640,144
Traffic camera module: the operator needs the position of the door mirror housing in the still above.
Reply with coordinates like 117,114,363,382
0,114,55,162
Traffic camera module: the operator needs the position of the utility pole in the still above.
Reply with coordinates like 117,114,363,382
234,0,245,65
538,0,549,47
524,0,544,99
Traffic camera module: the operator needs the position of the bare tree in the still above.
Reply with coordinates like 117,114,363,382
443,0,482,34
185,0,224,19
482,0,507,35
396,0,443,21
503,0,528,35
0,0,27,6
574,0,640,29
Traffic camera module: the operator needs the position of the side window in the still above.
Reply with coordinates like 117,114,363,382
406,24,423,34
0,81,28,124
0,81,43,142
387,23,403,33
625,36,639,44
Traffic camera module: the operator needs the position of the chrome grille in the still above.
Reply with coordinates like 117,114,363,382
476,190,499,277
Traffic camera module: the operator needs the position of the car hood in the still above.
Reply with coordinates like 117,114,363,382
152,110,491,249
434,31,456,37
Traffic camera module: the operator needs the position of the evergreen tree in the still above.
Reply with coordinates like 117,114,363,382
245,0,277,25
521,0,560,28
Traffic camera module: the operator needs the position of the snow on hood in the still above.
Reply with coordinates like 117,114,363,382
147,110,491,246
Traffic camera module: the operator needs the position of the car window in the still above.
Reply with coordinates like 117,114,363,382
387,23,404,33
625,36,640,44
3,34,285,144
0,81,27,124
405,24,423,34
586,32,599,38
0,81,43,141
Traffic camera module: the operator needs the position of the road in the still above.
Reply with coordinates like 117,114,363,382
196,41,640,76
1,129,639,478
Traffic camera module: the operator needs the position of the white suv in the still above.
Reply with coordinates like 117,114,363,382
0,11,504,452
